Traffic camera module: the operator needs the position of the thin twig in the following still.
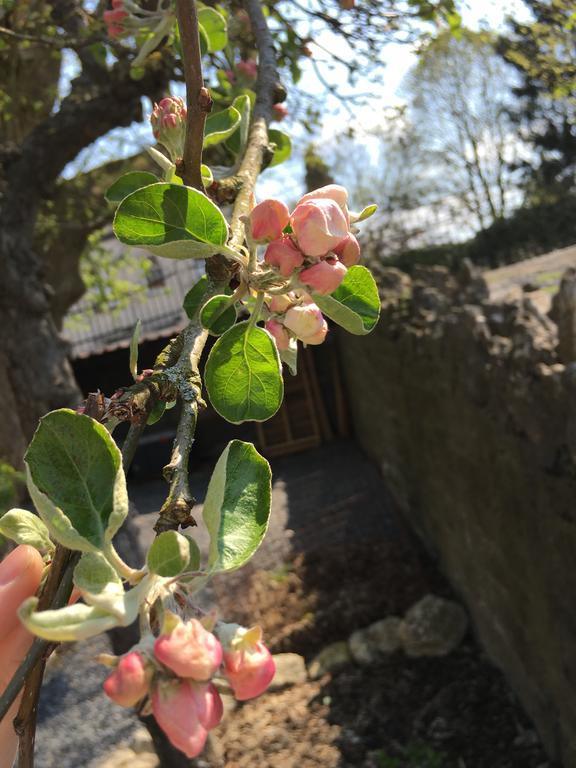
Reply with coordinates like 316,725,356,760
176,0,212,190
228,0,279,247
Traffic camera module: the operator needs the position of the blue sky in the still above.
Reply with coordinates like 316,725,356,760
63,0,530,203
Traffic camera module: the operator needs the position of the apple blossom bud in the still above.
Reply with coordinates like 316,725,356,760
299,258,347,296
150,96,187,161
302,321,328,345
272,103,289,122
333,232,360,266
340,0,355,8
103,7,128,37
250,200,290,243
283,303,325,341
297,184,350,223
264,235,304,276
268,294,294,314
237,59,258,79
154,618,222,681
290,199,348,257
103,652,150,708
152,680,209,759
217,624,275,701
198,683,224,731
265,319,291,351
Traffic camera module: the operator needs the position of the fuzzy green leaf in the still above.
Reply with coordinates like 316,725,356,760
113,183,228,260
203,440,271,572
313,265,380,335
268,129,292,167
200,295,237,336
203,106,241,148
25,409,128,552
205,322,284,423
198,6,227,52
105,172,159,203
0,509,54,553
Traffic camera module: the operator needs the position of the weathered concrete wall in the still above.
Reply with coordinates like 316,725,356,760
340,258,576,767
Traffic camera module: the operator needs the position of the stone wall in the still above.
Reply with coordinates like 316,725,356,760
339,259,576,767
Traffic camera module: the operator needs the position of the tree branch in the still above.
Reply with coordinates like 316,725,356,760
176,0,212,190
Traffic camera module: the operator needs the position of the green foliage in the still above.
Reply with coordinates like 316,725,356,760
204,322,284,424
0,509,54,554
25,409,128,552
198,6,228,52
114,183,229,259
203,441,271,572
183,275,210,319
314,266,380,335
200,295,238,336
203,106,242,148
105,172,159,203
268,129,292,167
375,742,446,768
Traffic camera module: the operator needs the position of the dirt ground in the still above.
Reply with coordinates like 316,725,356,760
213,540,555,768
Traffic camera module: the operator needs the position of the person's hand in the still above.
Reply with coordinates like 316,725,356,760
0,545,44,768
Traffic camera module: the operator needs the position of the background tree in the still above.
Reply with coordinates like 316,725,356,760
498,0,576,202
0,0,458,468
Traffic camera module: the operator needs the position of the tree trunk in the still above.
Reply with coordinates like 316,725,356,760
0,193,81,464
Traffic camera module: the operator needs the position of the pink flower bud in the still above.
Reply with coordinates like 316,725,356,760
283,303,325,341
333,233,360,266
250,200,290,243
154,618,222,681
272,103,289,122
265,319,291,351
103,652,150,708
290,199,348,257
264,236,304,277
150,96,187,161
301,322,328,345
268,293,294,314
297,184,350,223
198,682,224,731
299,258,347,295
237,59,258,79
218,625,275,701
103,8,128,37
152,680,211,759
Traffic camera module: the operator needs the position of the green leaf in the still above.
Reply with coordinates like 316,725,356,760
203,106,241,148
129,319,141,380
105,172,159,204
113,183,228,260
200,295,237,336
201,164,214,187
147,401,166,425
279,338,298,376
203,440,271,572
225,94,251,156
205,322,284,423
147,531,190,577
313,265,380,335
74,552,122,595
268,129,292,167
73,552,128,618
0,509,54,553
354,204,378,223
19,599,119,642
25,409,128,552
18,574,154,641
198,22,210,56
198,6,228,52
183,275,209,319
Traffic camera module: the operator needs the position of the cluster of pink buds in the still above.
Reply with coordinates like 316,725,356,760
150,96,187,161
102,616,275,758
249,185,361,351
